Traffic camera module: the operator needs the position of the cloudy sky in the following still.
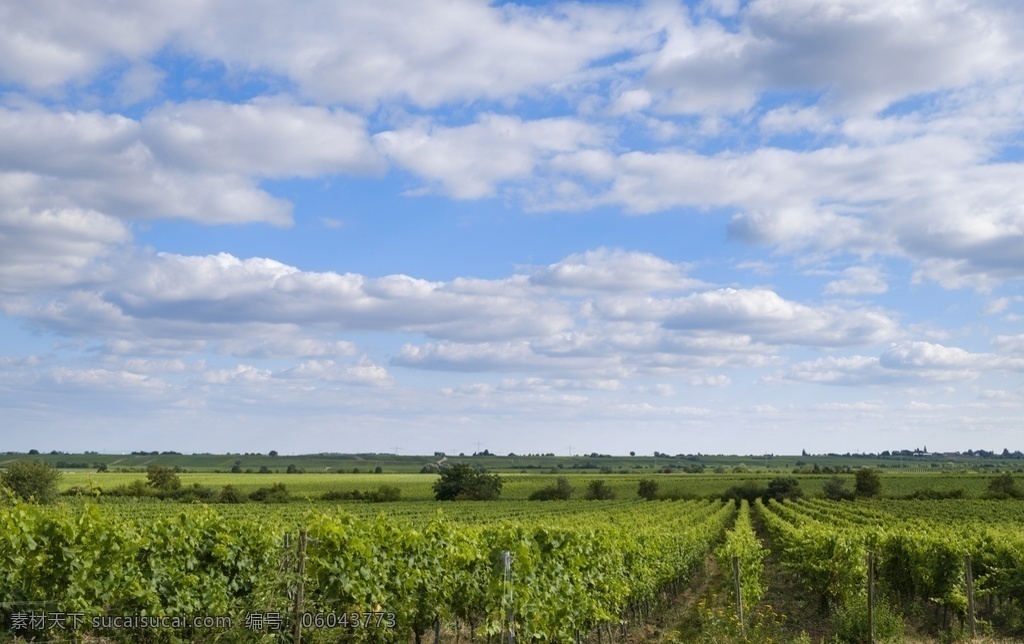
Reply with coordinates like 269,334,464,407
2,0,1024,456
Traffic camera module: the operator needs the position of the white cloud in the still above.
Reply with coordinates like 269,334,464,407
687,374,731,387
51,366,167,390
0,204,130,292
772,340,1024,386
0,0,202,89
647,288,897,346
144,99,383,177
184,0,656,108
642,0,1017,116
276,358,393,387
116,62,164,105
375,114,603,199
202,364,271,385
0,104,292,226
529,248,704,293
992,334,1024,354
635,383,676,396
824,266,888,295
221,338,358,360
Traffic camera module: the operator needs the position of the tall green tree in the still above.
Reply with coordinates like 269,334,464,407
854,468,882,498
433,463,502,500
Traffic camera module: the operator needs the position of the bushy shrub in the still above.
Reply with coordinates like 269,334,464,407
983,473,1024,499
146,465,181,491
529,477,573,500
167,483,216,502
585,479,615,500
637,478,659,500
721,481,767,504
217,485,245,503
854,468,882,498
823,476,855,501
765,476,803,501
322,485,402,502
1,461,62,504
107,479,156,498
249,483,290,503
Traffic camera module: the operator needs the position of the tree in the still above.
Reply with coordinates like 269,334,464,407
765,477,803,501
269,450,278,457
585,479,616,500
984,473,1024,499
637,479,659,500
529,476,573,500
433,463,503,501
823,476,854,501
96,463,108,473
854,468,882,498
217,485,245,503
1,461,62,503
146,465,180,491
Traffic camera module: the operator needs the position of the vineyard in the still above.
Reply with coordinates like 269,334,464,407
1,498,734,643
3,489,1024,642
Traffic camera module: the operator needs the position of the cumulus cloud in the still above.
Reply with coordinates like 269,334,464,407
529,248,704,293
375,114,603,198
183,0,656,108
771,341,1024,386
0,0,202,89
0,204,130,292
276,358,393,387
824,266,888,296
0,101,385,231
143,99,383,177
51,366,168,390
8,246,908,384
643,0,1016,115
607,287,899,347
202,364,271,385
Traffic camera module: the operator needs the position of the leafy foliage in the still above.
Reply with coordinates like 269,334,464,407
248,482,291,502
823,476,855,501
145,465,180,491
984,473,1024,499
765,476,803,501
433,463,503,500
637,478,659,500
0,461,62,504
854,467,882,498
721,481,767,504
585,479,616,500
528,476,573,500
322,484,402,502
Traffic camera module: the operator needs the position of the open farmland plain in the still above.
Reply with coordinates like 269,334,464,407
3,456,1024,643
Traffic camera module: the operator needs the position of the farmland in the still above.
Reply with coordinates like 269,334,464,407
2,454,1024,643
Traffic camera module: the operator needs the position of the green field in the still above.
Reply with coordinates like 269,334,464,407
56,469,1014,502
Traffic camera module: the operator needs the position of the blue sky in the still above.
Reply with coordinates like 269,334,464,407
3,0,1024,456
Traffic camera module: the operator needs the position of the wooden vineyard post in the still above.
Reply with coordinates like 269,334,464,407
501,550,516,644
965,554,977,639
293,529,307,644
732,556,744,635
867,552,875,644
